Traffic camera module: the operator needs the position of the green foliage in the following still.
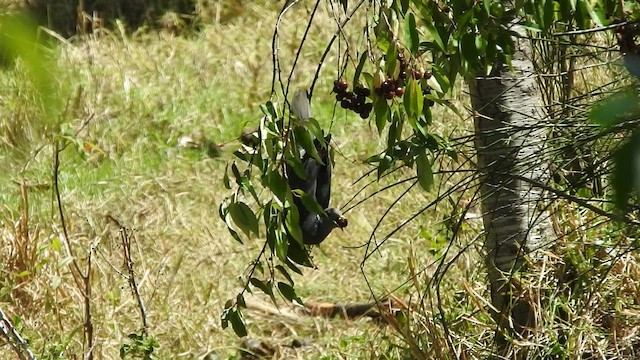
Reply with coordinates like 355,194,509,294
589,88,640,211
119,333,159,359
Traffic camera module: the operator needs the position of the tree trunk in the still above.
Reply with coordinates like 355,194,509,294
468,26,551,356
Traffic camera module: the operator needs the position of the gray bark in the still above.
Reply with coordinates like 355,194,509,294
468,25,551,352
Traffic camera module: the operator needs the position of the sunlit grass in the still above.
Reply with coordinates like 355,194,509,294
2,2,639,359
0,4,469,358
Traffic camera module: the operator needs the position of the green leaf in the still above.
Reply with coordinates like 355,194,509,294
387,111,402,151
482,0,491,13
260,100,278,118
385,42,399,77
612,132,640,211
460,33,479,69
276,265,295,285
285,205,304,245
403,78,423,118
405,13,419,55
575,0,590,29
303,118,325,144
400,0,410,14
353,52,368,86
377,154,394,179
286,152,308,180
278,282,302,304
267,171,288,206
416,151,433,191
427,73,444,94
250,277,274,299
236,293,246,308
228,202,259,237
223,164,231,189
228,309,247,337
294,126,323,164
50,237,62,252
275,227,288,262
590,90,640,128
340,0,348,12
293,189,326,215
424,20,445,52
231,163,242,185
374,97,390,134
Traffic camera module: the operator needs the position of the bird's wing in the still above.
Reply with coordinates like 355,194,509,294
291,89,311,121
315,134,332,210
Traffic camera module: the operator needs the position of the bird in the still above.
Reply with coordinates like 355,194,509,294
286,89,348,245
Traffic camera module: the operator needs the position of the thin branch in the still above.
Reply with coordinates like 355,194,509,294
308,0,367,97
0,307,36,360
108,216,149,334
53,142,93,360
552,19,640,37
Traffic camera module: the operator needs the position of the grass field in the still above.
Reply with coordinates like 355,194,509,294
0,3,482,359
4,2,640,359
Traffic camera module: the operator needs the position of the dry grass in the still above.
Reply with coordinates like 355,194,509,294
0,3,465,359
2,2,640,360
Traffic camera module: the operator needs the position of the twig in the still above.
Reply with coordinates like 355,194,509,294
284,0,322,101
308,0,367,97
552,19,640,37
111,217,149,334
53,142,94,360
0,307,36,360
510,173,640,226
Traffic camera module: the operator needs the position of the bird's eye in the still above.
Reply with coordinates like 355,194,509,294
337,217,348,228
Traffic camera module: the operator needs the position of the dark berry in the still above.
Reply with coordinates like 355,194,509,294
381,80,391,92
424,71,432,79
363,102,373,113
428,100,435,107
340,99,351,109
345,91,356,100
354,86,370,97
336,92,345,101
395,87,404,96
399,70,407,79
385,91,396,100
413,70,423,80
360,111,370,119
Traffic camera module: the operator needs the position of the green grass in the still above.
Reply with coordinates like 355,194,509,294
0,5,455,358
2,2,640,360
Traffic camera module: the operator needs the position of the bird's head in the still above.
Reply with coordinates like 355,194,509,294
325,208,348,229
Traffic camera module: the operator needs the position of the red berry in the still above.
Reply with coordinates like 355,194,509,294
413,70,423,80
395,87,404,96
337,80,348,90
385,91,395,100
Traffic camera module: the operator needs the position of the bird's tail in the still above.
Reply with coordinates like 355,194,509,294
291,89,311,121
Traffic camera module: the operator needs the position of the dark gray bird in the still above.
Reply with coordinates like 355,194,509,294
287,90,348,245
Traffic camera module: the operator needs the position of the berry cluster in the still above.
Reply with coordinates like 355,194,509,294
333,80,374,119
374,52,432,102
375,78,404,99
